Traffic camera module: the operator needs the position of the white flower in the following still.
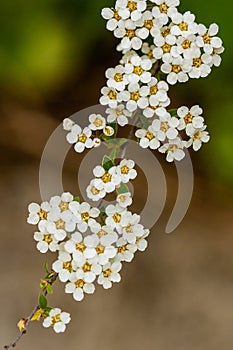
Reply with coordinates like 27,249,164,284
89,114,106,131
135,11,161,39
171,34,197,58
161,55,190,85
135,126,160,150
50,192,74,212
116,159,137,183
103,126,115,137
90,224,118,243
209,46,224,67
114,19,143,51
141,43,157,63
106,65,128,92
43,308,71,333
86,179,106,202
125,54,152,84
93,165,121,194
46,209,76,241
34,221,59,253
128,228,150,252
151,0,180,26
153,32,177,61
170,11,198,37
93,138,102,148
120,82,149,112
186,125,210,151
185,53,212,79
27,201,51,225
119,212,145,244
100,86,121,108
106,104,132,126
65,271,95,301
76,258,102,283
66,125,94,153
63,118,75,131
83,234,117,265
152,108,179,141
196,23,223,54
101,7,123,32
120,49,138,65
69,201,100,233
116,0,147,22
52,252,76,282
115,237,135,262
177,105,204,131
105,204,128,231
97,261,122,289
116,192,133,208
159,137,185,162
64,232,97,264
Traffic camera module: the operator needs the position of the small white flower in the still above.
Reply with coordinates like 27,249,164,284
69,201,100,233
106,104,132,126
119,212,145,244
46,209,76,241
120,82,149,112
52,252,76,282
93,138,102,148
63,118,75,131
93,165,121,194
128,228,150,252
135,11,161,39
115,237,135,262
90,224,118,244
125,54,152,84
97,261,122,289
27,201,51,225
151,0,180,26
65,271,95,301
116,0,147,22
196,23,223,54
185,53,212,79
103,126,115,137
106,65,128,92
135,126,160,150
84,234,117,265
89,114,106,131
186,125,210,151
116,192,133,208
153,32,177,61
161,55,190,85
50,192,74,212
100,86,121,108
76,258,102,283
43,308,71,333
114,19,143,51
177,105,204,131
141,43,157,63
116,159,137,183
34,221,59,253
66,125,94,153
105,204,128,231
86,179,106,202
64,232,97,264
159,137,185,162
170,11,198,37
101,7,123,32
152,108,179,141
209,46,224,67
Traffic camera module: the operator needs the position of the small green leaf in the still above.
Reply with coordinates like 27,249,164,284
102,156,115,172
74,197,80,202
168,109,178,117
39,294,47,310
46,284,53,294
44,261,49,274
109,148,117,161
116,183,129,195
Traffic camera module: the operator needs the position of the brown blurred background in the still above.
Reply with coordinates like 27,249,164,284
1,1,233,349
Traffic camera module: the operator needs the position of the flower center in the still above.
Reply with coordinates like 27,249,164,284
63,261,72,271
96,244,105,255
82,262,92,273
162,43,171,53
116,107,123,116
168,144,178,152
159,3,168,13
162,28,170,37
130,91,141,101
93,118,104,127
125,224,133,233
76,242,86,252
118,245,127,253
150,85,158,95
113,213,122,223
91,186,100,195
108,90,117,100
78,133,87,143
103,269,111,278
126,29,136,38
59,201,69,212
184,113,193,124
193,58,202,67
101,173,112,183
52,315,61,324
182,39,191,49
179,21,189,31
81,212,90,221
118,194,126,203
160,122,169,132
172,65,182,73
144,19,153,30
193,132,201,140
114,73,124,82
133,66,144,76
75,279,85,288
39,209,48,220
43,234,53,244
121,165,130,174
98,229,107,238
146,131,155,141
127,1,137,12
56,219,65,229
114,10,121,21
203,33,211,44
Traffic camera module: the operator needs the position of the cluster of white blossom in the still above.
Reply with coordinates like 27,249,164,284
28,158,150,331
99,0,223,162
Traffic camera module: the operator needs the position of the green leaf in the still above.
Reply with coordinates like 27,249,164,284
38,294,47,310
44,261,49,274
116,183,129,195
168,109,178,117
109,148,117,161
46,284,53,294
102,156,114,172
74,196,80,202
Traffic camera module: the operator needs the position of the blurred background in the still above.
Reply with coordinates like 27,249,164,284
0,1,233,349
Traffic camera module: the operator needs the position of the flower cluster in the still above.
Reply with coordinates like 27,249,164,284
28,158,150,332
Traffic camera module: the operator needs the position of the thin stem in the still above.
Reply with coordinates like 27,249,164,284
3,273,58,350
